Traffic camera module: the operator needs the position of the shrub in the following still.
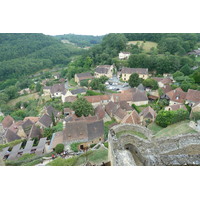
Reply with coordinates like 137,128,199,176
104,142,108,148
90,143,96,148
156,109,189,127
55,144,64,154
132,104,141,113
70,142,82,152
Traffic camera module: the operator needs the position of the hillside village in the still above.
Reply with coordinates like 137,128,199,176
0,33,200,166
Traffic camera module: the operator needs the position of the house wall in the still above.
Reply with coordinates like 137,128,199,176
121,73,148,81
169,100,182,106
43,89,51,96
17,126,27,139
133,100,149,106
74,74,79,84
95,65,114,78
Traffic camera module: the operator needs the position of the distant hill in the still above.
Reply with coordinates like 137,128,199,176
0,33,83,81
54,34,104,48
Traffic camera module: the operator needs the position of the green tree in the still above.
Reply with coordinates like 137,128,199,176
142,78,158,90
72,97,94,117
180,65,192,76
55,144,64,154
128,73,141,88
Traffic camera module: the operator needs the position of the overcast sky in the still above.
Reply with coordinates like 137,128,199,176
0,0,200,35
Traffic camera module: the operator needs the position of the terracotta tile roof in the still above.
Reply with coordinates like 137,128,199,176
166,104,187,111
84,95,111,103
2,115,14,129
166,88,187,104
139,106,157,119
161,85,173,94
95,105,106,120
105,102,118,116
112,92,133,102
132,89,148,102
9,121,24,134
23,117,39,123
114,108,127,120
119,101,133,111
121,67,148,75
186,89,200,103
121,110,141,124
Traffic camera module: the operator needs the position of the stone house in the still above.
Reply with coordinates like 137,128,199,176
19,88,31,95
185,89,200,106
49,120,104,150
43,86,51,96
121,67,149,81
163,88,187,105
152,77,173,88
50,83,66,98
139,106,157,124
84,95,111,108
94,65,115,78
62,96,77,103
119,52,131,60
121,110,141,125
2,115,15,130
74,72,94,85
165,104,187,111
36,114,53,129
188,49,200,57
61,88,86,103
190,102,200,119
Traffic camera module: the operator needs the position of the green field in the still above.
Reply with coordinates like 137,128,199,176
128,41,158,52
153,120,198,138
8,93,39,106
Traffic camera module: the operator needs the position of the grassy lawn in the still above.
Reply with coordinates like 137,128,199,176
47,147,108,166
195,56,200,62
154,120,198,138
148,122,163,135
8,93,39,106
116,130,148,139
128,41,158,52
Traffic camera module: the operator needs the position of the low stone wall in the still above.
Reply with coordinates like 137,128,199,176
109,124,200,166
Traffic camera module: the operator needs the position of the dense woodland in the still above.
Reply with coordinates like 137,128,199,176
54,34,103,47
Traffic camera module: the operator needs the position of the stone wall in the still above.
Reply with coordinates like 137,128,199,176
108,123,200,166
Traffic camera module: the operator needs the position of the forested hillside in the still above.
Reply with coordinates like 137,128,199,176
54,34,104,47
0,33,83,82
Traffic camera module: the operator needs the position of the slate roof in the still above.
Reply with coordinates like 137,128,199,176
95,105,106,120
95,65,112,74
46,106,59,117
2,115,14,129
76,72,94,81
39,114,52,128
63,119,104,143
9,121,24,134
71,88,86,95
4,129,21,143
121,67,148,75
50,83,66,94
29,124,42,139
22,119,34,134
186,89,200,103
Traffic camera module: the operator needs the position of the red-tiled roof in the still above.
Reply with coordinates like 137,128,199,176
186,89,200,103
166,88,187,104
2,115,14,129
